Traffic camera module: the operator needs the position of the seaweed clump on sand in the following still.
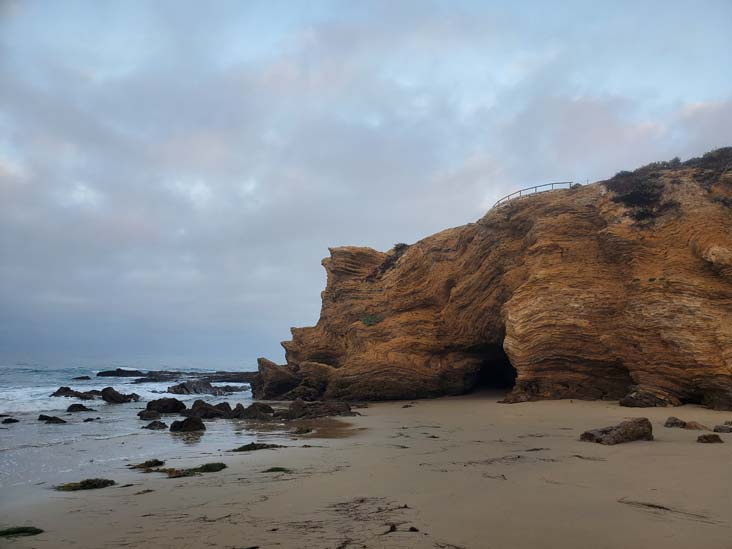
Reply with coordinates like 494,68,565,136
262,466,292,474
0,526,44,538
155,462,227,478
129,459,165,471
231,442,285,452
55,478,116,491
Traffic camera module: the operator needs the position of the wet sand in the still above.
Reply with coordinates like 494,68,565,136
3,392,731,548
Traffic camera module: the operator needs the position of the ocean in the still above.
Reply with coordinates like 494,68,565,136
0,363,284,509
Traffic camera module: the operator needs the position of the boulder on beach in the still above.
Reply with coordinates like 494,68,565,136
101,387,140,404
580,418,653,445
142,420,168,430
697,434,724,443
145,397,186,414
67,404,94,412
713,425,732,433
170,416,206,432
138,410,161,420
50,386,96,400
38,415,67,424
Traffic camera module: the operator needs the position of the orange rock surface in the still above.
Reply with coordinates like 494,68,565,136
253,149,732,409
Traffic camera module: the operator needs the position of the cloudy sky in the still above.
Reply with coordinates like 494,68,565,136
1,1,730,369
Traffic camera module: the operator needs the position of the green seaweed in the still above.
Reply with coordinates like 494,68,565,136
262,466,292,473
0,526,44,538
232,442,284,452
54,478,116,491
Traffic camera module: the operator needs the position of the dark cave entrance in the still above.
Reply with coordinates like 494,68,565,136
471,343,517,392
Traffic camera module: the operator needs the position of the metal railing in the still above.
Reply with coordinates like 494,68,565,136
492,181,575,209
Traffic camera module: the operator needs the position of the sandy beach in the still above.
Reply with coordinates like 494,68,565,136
2,392,731,548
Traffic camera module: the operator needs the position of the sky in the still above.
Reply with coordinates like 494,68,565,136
1,0,730,369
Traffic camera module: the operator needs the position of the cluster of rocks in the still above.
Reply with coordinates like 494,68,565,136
134,397,357,433
166,380,246,397
580,417,730,445
50,386,139,404
96,368,257,386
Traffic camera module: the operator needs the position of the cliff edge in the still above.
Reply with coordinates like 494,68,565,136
253,148,732,409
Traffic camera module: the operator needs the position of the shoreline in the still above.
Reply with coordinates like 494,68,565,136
3,392,731,548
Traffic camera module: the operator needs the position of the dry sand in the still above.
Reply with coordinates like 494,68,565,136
3,392,731,548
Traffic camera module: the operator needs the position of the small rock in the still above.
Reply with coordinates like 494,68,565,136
664,416,686,428
713,425,732,433
408,526,420,532
580,418,653,445
138,410,161,420
83,417,99,422
72,376,91,380
2,418,19,424
142,420,168,430
67,404,94,413
38,415,66,424
683,421,709,431
170,416,206,432
697,434,724,443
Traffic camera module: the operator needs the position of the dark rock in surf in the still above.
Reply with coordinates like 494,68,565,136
170,417,206,432
145,397,186,414
38,415,67,424
97,368,144,377
231,402,275,420
67,404,94,412
138,410,161,420
101,387,140,404
51,386,96,400
142,420,168,430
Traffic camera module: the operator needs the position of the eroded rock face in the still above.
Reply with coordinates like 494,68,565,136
254,149,732,409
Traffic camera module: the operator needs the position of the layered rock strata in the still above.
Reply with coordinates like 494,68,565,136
255,149,732,409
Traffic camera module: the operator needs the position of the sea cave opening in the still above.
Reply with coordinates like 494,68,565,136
471,343,517,393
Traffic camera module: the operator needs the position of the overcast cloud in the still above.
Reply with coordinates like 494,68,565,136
1,0,730,368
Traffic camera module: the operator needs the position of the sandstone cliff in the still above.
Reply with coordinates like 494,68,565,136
253,148,732,409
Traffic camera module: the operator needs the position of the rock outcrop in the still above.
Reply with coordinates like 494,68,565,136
254,148,732,409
